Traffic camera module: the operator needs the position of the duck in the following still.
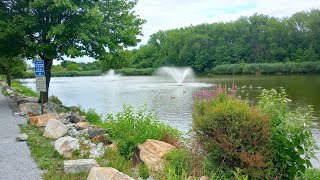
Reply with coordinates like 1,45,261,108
171,95,176,99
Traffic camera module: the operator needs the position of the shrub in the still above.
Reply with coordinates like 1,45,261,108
164,149,190,176
258,89,317,179
85,108,102,125
193,94,273,178
103,105,181,159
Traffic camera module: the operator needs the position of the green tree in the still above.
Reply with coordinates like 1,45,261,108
1,0,144,102
0,57,26,86
66,63,79,71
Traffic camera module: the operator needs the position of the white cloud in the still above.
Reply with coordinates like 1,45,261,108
133,0,320,45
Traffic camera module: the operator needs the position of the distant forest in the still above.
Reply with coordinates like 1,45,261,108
106,9,320,73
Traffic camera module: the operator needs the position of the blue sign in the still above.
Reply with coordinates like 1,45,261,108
34,60,45,77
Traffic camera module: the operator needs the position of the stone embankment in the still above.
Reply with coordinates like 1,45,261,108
1,82,179,179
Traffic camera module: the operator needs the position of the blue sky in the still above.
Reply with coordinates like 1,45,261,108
51,0,320,64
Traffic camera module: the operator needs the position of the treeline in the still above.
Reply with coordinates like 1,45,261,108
116,9,320,74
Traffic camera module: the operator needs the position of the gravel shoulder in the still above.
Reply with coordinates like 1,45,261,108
0,87,42,180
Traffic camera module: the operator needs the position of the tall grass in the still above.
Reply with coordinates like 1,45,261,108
211,61,320,75
12,81,38,97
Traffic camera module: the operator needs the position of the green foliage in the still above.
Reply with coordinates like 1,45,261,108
258,89,317,179
115,68,156,76
120,10,320,73
11,81,38,97
193,94,273,178
51,70,102,77
231,168,249,180
211,61,320,75
66,63,79,71
49,95,62,106
138,164,150,179
164,149,190,176
103,105,180,159
301,169,320,180
85,108,102,125
96,149,134,177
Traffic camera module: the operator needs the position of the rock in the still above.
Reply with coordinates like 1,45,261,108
60,118,70,124
87,167,134,180
17,97,38,105
88,128,106,139
75,121,90,130
13,112,21,117
64,159,99,173
67,126,80,138
200,176,210,180
107,143,117,150
19,103,41,116
70,114,87,123
43,102,58,114
90,143,105,158
55,136,79,157
20,112,26,116
137,139,175,171
29,114,57,127
43,118,68,139
91,135,111,145
6,88,13,94
16,133,28,141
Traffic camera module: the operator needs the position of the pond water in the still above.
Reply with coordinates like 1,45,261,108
22,74,320,166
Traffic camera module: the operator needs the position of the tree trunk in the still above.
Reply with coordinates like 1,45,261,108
39,54,53,103
6,69,12,87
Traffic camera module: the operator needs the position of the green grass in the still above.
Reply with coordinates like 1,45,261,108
11,81,38,97
20,125,89,180
302,169,320,180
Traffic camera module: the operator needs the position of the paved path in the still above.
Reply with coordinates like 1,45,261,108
0,87,41,180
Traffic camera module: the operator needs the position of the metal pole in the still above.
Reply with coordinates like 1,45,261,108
41,91,44,114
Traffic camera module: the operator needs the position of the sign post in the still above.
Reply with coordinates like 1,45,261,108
34,60,46,114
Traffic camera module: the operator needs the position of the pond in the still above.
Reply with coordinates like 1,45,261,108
22,74,320,166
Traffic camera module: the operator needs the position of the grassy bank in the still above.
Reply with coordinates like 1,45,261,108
211,61,320,75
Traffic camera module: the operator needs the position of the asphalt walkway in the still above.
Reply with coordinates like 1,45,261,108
0,87,41,180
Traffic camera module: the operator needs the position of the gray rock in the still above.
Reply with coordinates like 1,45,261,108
70,114,87,123
43,102,58,114
88,128,106,139
43,118,68,139
64,159,99,173
13,112,20,117
89,142,105,158
20,112,26,116
19,103,41,116
55,136,79,157
67,126,80,138
60,118,70,124
16,133,28,141
87,167,134,180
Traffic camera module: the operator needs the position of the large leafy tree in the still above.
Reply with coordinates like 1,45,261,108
1,0,144,102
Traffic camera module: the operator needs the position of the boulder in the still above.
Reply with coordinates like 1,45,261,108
137,139,175,171
19,103,41,116
16,133,28,141
88,128,106,139
17,97,38,105
70,114,87,123
29,114,57,127
55,136,79,157
89,142,105,158
64,159,99,173
200,176,210,180
87,167,134,180
43,118,68,139
43,102,58,114
75,121,90,130
67,126,80,138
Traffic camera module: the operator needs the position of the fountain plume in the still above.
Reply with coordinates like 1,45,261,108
155,67,194,85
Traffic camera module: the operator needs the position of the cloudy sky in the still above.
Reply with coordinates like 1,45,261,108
53,0,320,64
134,0,320,45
